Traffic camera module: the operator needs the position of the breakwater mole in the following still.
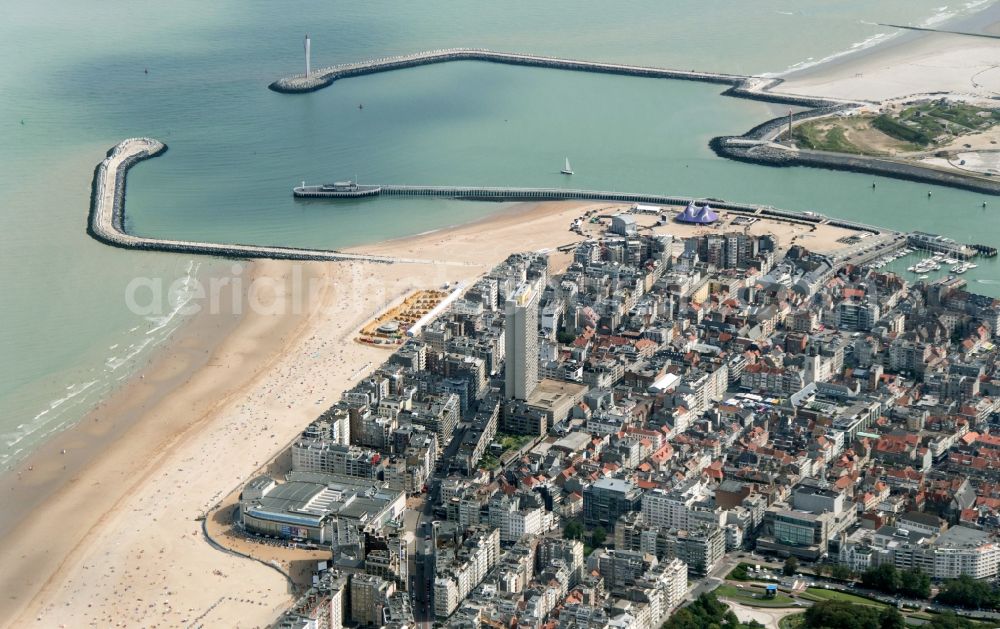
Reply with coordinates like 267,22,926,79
269,48,753,95
88,139,436,264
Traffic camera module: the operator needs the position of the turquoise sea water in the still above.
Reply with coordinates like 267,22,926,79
2,0,998,469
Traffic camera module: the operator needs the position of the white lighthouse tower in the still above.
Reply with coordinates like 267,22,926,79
304,34,311,77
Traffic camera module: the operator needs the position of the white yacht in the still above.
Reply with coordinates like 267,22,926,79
561,158,573,175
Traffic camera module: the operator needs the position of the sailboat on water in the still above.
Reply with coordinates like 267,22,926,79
561,157,574,175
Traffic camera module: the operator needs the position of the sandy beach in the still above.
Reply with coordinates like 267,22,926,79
0,200,602,628
776,7,1000,102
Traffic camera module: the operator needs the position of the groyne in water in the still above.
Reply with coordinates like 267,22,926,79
271,47,1000,195
87,138,430,264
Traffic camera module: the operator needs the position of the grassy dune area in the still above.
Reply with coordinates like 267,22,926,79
791,101,1000,156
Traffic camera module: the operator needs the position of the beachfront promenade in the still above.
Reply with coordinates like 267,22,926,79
88,138,428,264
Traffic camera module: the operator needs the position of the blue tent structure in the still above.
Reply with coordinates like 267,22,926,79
676,201,719,224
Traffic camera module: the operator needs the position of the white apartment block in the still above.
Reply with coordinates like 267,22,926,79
641,481,715,530
433,527,502,618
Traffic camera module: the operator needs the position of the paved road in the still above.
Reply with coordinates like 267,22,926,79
401,494,436,622
686,553,745,602
698,551,1000,624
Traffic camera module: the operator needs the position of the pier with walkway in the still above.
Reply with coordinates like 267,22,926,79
293,182,890,235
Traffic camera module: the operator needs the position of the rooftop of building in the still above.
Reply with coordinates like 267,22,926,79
527,378,589,410
552,431,592,453
794,484,842,499
935,525,992,549
591,477,637,494
898,510,945,527
875,525,931,545
244,473,402,527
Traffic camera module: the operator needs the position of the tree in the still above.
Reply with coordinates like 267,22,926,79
936,574,1000,610
802,601,904,629
899,567,931,599
814,563,827,578
783,556,799,576
662,592,764,629
862,564,901,594
591,526,607,547
925,613,977,629
829,563,854,581
879,609,906,629
557,330,577,344
563,520,584,541
729,563,750,581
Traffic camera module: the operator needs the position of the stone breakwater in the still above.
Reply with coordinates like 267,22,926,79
87,138,434,264
268,47,855,111
271,47,1000,194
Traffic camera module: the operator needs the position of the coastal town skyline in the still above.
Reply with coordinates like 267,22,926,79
4,2,1000,628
